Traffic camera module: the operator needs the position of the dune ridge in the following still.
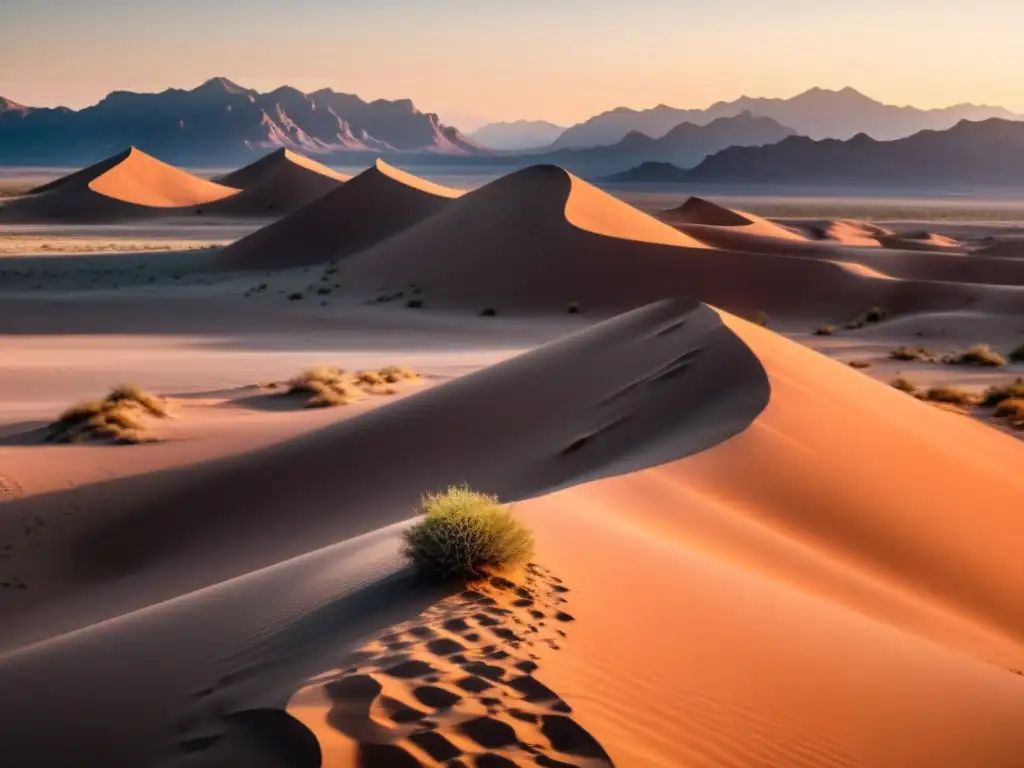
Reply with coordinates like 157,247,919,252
0,147,239,222
661,196,808,244
209,148,349,214
215,159,461,269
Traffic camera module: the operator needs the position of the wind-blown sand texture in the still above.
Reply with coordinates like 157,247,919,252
660,196,808,247
1,159,1024,768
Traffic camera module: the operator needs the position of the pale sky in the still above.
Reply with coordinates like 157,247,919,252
3,0,1024,130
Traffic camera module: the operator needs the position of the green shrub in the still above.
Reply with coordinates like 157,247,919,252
402,486,534,581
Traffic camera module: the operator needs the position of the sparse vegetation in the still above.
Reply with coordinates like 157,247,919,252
356,370,385,386
402,486,534,581
285,364,420,407
890,346,939,362
567,302,581,314
480,307,497,317
753,310,769,327
378,365,419,384
407,298,424,309
288,292,304,301
814,325,835,336
942,344,1006,367
980,378,1024,406
922,385,977,406
1009,344,1024,363
848,360,871,369
47,385,168,444
993,399,1024,429
846,306,889,330
890,376,919,395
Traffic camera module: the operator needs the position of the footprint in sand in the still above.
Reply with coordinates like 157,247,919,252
289,564,613,767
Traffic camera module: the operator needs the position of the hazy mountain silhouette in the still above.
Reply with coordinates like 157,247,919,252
633,118,1024,187
469,120,566,150
551,87,1023,149
0,78,482,165
544,112,794,175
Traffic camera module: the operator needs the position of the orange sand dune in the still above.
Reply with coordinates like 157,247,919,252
660,196,808,246
333,165,1024,318
0,147,239,222
209,148,349,215
2,302,1023,766
215,159,461,270
803,219,893,246
876,231,963,251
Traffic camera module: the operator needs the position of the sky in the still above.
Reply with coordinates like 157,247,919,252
3,0,1024,131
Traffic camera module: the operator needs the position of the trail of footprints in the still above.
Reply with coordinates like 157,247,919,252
291,564,613,767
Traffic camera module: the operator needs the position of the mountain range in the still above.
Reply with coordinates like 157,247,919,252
603,118,1024,187
0,78,480,166
468,120,566,150
551,87,1024,149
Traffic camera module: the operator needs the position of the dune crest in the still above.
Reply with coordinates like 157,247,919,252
1,147,239,222
662,196,807,242
215,159,461,269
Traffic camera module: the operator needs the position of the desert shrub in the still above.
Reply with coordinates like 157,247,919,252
754,311,769,327
480,307,497,317
994,398,1024,428
356,370,385,386
846,306,889,329
890,346,939,362
567,302,581,314
980,378,1024,407
407,298,424,309
402,486,534,581
378,365,418,384
1009,344,1024,362
848,360,871,369
48,385,168,444
287,366,357,407
943,344,1006,367
890,376,919,395
317,287,331,295
922,385,977,406
814,325,835,336
288,292,303,301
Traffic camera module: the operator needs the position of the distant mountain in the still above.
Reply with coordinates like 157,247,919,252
469,120,566,150
0,77,483,165
551,87,1024,149
603,161,689,184
546,112,794,175
682,118,1024,186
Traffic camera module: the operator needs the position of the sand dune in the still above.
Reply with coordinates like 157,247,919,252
977,237,1024,259
0,147,239,222
216,159,461,270
875,231,963,251
210,148,349,215
660,196,808,246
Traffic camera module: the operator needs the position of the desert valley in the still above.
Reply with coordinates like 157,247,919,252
2,60,1024,768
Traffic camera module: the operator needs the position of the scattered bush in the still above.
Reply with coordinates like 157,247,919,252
814,325,835,336
567,302,581,314
402,486,534,581
994,399,1024,428
890,376,919,395
288,292,303,301
753,310,770,327
48,385,168,444
890,346,939,363
942,344,1006,367
922,385,977,406
848,360,871,369
378,365,419,384
846,306,889,330
480,307,497,317
407,298,424,309
355,370,385,386
1009,344,1024,363
980,378,1024,407
287,366,357,408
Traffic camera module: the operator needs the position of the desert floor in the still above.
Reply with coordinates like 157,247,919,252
2,161,1024,768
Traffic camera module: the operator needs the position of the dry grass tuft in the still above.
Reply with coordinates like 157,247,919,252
993,398,1024,429
980,378,1024,407
922,385,978,406
943,344,1007,367
48,385,168,444
285,364,420,406
846,306,889,330
890,376,919,395
814,325,835,336
1009,344,1024,363
378,365,419,384
848,360,872,369
402,486,534,581
890,346,939,363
